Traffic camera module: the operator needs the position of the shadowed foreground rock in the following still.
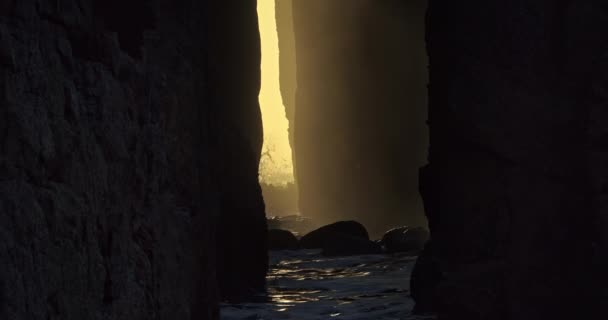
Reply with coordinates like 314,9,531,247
414,1,606,319
0,1,265,319
208,0,268,302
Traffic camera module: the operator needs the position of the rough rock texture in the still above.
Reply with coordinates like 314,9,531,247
0,1,266,319
414,1,606,319
290,0,429,236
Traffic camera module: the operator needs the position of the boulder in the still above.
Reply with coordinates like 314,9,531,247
268,229,299,250
300,221,369,249
321,234,383,256
382,226,429,253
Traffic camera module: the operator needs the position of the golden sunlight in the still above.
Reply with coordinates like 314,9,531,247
257,0,295,186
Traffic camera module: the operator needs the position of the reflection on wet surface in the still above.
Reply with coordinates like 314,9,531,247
221,250,436,320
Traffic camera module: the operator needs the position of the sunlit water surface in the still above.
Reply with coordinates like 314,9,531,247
221,250,435,320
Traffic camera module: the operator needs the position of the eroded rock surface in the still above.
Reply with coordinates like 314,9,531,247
0,1,265,319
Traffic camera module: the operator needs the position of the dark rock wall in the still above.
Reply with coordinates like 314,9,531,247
207,0,268,301
275,0,296,167
291,0,429,236
416,1,607,318
0,1,265,319
586,1,608,316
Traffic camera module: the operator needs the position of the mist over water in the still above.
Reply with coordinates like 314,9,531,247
291,0,429,235
258,1,429,234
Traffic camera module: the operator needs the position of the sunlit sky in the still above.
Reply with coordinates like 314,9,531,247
257,0,295,186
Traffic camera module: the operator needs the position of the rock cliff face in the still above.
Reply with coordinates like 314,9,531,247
207,0,268,301
415,1,607,319
275,0,296,167
290,0,429,236
0,1,265,319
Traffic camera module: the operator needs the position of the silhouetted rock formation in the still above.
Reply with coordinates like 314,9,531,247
298,221,381,256
206,0,268,302
275,0,297,174
268,229,299,250
0,1,265,319
289,0,429,236
300,221,369,249
381,226,429,253
414,1,604,319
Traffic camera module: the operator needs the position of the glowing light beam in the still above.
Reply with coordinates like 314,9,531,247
257,0,295,186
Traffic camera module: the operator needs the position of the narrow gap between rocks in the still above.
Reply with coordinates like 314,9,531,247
223,1,432,319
